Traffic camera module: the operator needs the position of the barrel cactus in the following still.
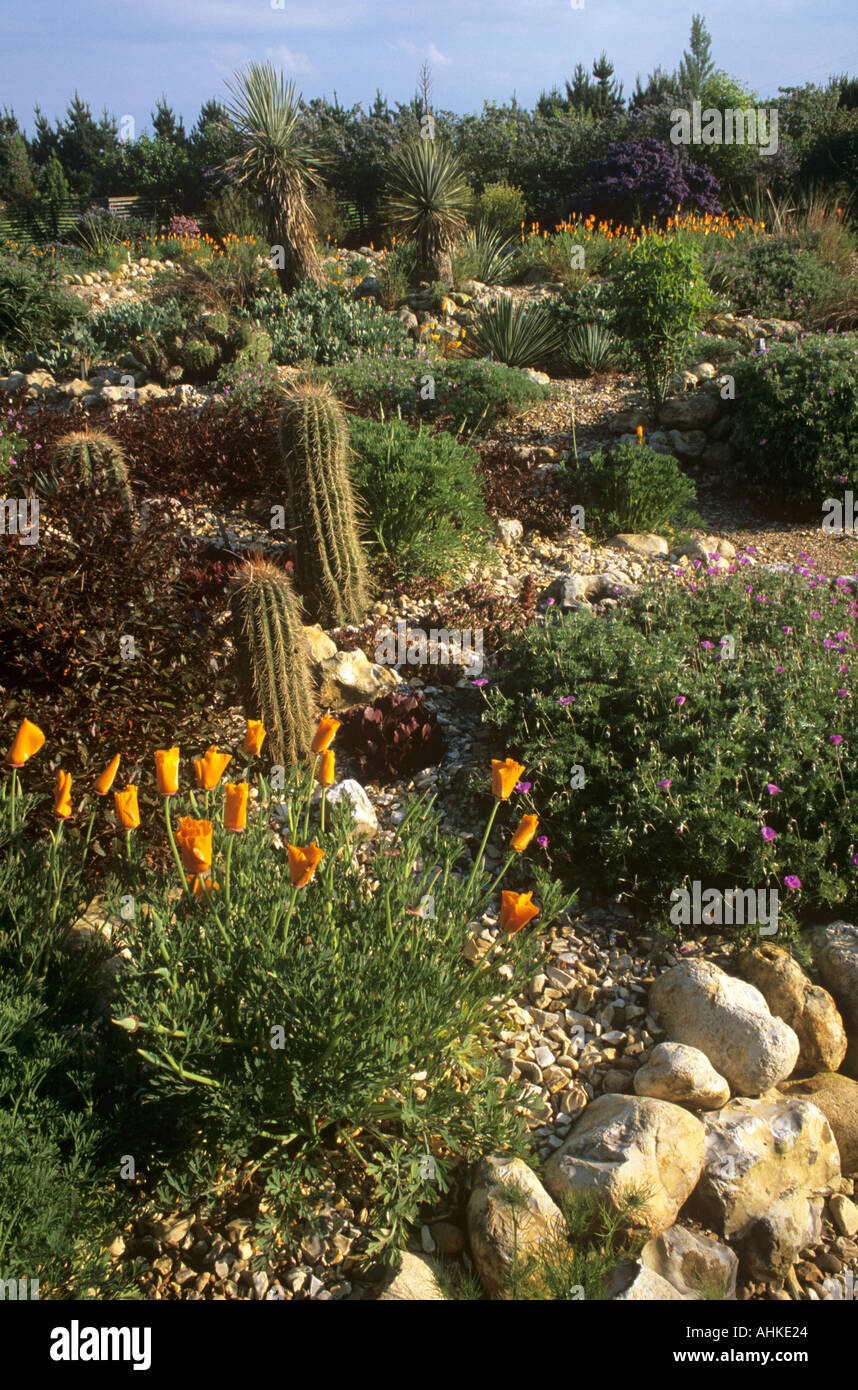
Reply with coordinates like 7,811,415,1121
277,383,369,626
52,429,135,520
229,557,315,767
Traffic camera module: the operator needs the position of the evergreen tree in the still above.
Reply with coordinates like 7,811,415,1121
677,14,716,99
39,150,70,235
152,95,186,144
591,52,625,115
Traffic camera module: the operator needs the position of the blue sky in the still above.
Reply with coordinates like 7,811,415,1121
4,0,856,134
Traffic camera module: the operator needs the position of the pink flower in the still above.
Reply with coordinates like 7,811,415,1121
700,640,714,650
830,734,844,746
783,875,801,891
782,626,792,635
674,695,686,707
761,826,776,842
471,678,488,687
775,666,786,674
515,781,532,794
766,784,783,796
838,689,849,698
657,778,672,788
536,835,548,849
557,695,575,706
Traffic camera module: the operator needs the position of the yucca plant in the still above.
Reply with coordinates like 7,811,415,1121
221,62,326,293
51,429,135,522
453,220,518,286
467,295,561,370
383,140,471,285
229,556,315,767
564,321,616,375
278,382,369,627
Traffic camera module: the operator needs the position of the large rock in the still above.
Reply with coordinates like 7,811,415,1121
634,1042,730,1110
609,533,669,559
323,779,379,841
377,1251,447,1300
466,1155,565,1298
542,1094,706,1238
640,1225,738,1299
736,945,847,1074
649,960,800,1095
603,1262,692,1300
658,394,721,430
667,429,708,462
812,922,858,1076
778,1072,858,1175
302,623,337,664
688,1096,840,1278
318,647,401,707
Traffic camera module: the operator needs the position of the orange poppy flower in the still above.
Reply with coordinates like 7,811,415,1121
243,719,267,756
94,754,120,796
311,716,341,754
317,751,335,787
224,782,249,832
5,718,45,768
114,785,140,829
54,769,72,819
194,746,232,791
499,890,540,935
491,758,525,800
288,841,325,888
176,817,213,875
154,747,180,795
190,876,220,897
510,814,539,853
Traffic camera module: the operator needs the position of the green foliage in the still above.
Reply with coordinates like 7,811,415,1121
468,294,561,369
483,570,858,934
52,428,133,509
375,244,416,308
132,308,272,386
612,236,712,411
726,332,858,506
703,236,851,325
564,321,616,375
472,181,527,238
383,139,472,280
349,413,492,581
277,384,370,626
570,441,700,539
0,253,86,354
252,282,412,365
229,557,315,767
503,1187,649,1301
330,351,549,429
452,222,518,287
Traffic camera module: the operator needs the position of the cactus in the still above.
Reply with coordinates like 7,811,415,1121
52,429,135,521
277,383,370,627
229,557,316,767
178,337,218,376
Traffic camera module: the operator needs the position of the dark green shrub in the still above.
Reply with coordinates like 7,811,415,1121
569,441,700,539
704,237,849,324
727,332,858,506
251,282,412,365
472,181,527,238
483,570,858,935
330,352,549,430
612,237,713,411
350,413,493,581
0,255,86,354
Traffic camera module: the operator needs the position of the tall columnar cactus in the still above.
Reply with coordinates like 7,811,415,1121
229,557,315,767
52,429,135,520
277,384,370,627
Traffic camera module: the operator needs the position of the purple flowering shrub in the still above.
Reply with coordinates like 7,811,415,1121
570,138,723,226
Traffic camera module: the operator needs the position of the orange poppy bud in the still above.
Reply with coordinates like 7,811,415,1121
311,717,341,754
5,717,45,768
318,751,335,787
491,758,525,800
114,785,140,829
194,746,232,791
176,817,213,875
636,425,645,445
243,719,267,756
190,876,220,897
288,841,325,888
53,769,72,819
510,813,539,853
94,754,120,796
499,890,539,935
154,747,180,795
224,782,249,832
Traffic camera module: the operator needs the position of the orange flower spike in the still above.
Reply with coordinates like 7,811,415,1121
224,782,249,832
510,813,539,853
114,785,140,829
243,719,267,755
491,757,525,800
176,817,214,875
311,716,341,754
499,890,540,935
154,747,180,795
288,841,325,888
318,751,336,787
53,769,73,819
6,717,45,768
94,753,121,796
194,745,232,791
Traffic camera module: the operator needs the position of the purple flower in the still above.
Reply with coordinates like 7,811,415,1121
674,695,686,707
761,826,776,842
830,734,844,745
838,688,849,698
656,778,672,788
546,596,556,606
766,784,783,795
471,678,488,687
557,695,575,706
515,781,532,794
536,835,548,849
775,666,786,674
700,640,714,650
782,625,792,635
783,875,801,891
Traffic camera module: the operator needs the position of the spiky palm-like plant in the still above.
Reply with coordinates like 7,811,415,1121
221,62,326,293
467,295,562,370
229,556,315,767
383,140,471,285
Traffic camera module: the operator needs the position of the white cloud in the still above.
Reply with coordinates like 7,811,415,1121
428,43,452,66
266,45,315,75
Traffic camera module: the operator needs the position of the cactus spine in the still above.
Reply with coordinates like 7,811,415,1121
278,384,369,627
230,557,315,767
53,429,135,520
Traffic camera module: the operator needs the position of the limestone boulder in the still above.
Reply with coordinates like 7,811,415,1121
466,1155,565,1298
634,1042,730,1110
736,944,847,1074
